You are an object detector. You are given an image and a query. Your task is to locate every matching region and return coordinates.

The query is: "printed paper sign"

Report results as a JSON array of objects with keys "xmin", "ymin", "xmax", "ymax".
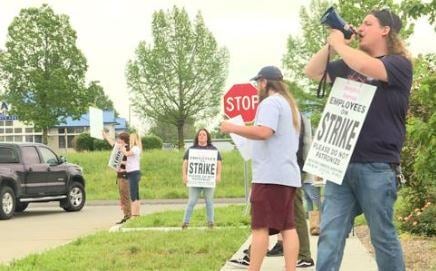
[
  {"xmin": 303, "ymin": 78, "xmax": 376, "ymax": 185},
  {"xmin": 187, "ymin": 149, "xmax": 218, "ymax": 188},
  {"xmin": 89, "ymin": 106, "xmax": 104, "ymax": 140},
  {"xmin": 108, "ymin": 145, "xmax": 123, "ymax": 171},
  {"xmin": 229, "ymin": 115, "xmax": 252, "ymax": 161}
]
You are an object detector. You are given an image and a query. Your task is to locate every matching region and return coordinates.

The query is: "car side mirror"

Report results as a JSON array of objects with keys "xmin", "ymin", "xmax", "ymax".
[{"xmin": 59, "ymin": 156, "xmax": 67, "ymax": 164}]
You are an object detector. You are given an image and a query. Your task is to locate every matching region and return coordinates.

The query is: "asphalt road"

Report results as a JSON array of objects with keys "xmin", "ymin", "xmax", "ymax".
[{"xmin": 0, "ymin": 201, "xmax": 187, "ymax": 264}]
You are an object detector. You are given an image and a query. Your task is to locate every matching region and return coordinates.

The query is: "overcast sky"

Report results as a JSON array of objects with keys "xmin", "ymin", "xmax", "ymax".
[{"xmin": 0, "ymin": 0, "xmax": 435, "ymax": 132}]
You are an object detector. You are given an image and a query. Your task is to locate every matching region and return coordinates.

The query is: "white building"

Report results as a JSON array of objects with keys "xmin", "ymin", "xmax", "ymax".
[{"xmin": 0, "ymin": 102, "xmax": 127, "ymax": 153}]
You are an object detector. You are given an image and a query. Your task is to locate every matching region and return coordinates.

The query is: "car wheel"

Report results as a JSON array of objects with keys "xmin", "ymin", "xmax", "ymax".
[
  {"xmin": 0, "ymin": 186, "xmax": 16, "ymax": 220},
  {"xmin": 15, "ymin": 202, "xmax": 29, "ymax": 213},
  {"xmin": 61, "ymin": 182, "xmax": 86, "ymax": 212}
]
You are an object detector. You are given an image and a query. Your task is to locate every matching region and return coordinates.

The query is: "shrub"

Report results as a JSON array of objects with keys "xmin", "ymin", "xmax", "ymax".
[
  {"xmin": 93, "ymin": 139, "xmax": 112, "ymax": 151},
  {"xmin": 397, "ymin": 200, "xmax": 435, "ymax": 236},
  {"xmin": 398, "ymin": 54, "xmax": 436, "ymax": 236},
  {"xmin": 75, "ymin": 133, "xmax": 94, "ymax": 151},
  {"xmin": 141, "ymin": 135, "xmax": 163, "ymax": 150}
]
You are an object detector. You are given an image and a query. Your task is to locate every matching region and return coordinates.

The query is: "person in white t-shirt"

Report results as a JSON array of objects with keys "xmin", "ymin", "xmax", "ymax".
[
  {"xmin": 120, "ymin": 133, "xmax": 142, "ymax": 217},
  {"xmin": 221, "ymin": 66, "xmax": 301, "ymax": 271}
]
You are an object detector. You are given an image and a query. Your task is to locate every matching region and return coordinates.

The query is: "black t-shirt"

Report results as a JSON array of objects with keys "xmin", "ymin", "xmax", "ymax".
[
  {"xmin": 114, "ymin": 144, "xmax": 129, "ymax": 178},
  {"xmin": 327, "ymin": 55, "xmax": 412, "ymax": 163},
  {"xmin": 183, "ymin": 145, "xmax": 222, "ymax": 161}
]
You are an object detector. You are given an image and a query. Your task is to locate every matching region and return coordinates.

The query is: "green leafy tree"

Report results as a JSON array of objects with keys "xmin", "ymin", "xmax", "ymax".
[
  {"xmin": 127, "ymin": 6, "xmax": 229, "ymax": 149},
  {"xmin": 401, "ymin": 54, "xmax": 436, "ymax": 201},
  {"xmin": 398, "ymin": 54, "xmax": 436, "ymax": 236},
  {"xmin": 401, "ymin": 0, "xmax": 436, "ymax": 27},
  {"xmin": 148, "ymin": 117, "xmax": 196, "ymax": 144},
  {"xmin": 87, "ymin": 81, "xmax": 115, "ymax": 112},
  {"xmin": 0, "ymin": 5, "xmax": 90, "ymax": 144}
]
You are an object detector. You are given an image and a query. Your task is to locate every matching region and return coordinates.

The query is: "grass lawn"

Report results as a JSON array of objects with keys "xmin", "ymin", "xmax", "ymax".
[
  {"xmin": 0, "ymin": 205, "xmax": 250, "ymax": 271},
  {"xmin": 125, "ymin": 204, "xmax": 250, "ymax": 228},
  {"xmin": 65, "ymin": 150, "xmax": 250, "ymax": 200}
]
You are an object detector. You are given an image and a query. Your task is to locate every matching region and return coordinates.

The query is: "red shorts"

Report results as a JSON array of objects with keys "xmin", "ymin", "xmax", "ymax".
[{"xmin": 250, "ymin": 183, "xmax": 297, "ymax": 235}]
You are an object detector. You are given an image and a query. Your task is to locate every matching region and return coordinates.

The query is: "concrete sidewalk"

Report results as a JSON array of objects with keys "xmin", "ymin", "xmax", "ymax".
[{"xmin": 221, "ymin": 229, "xmax": 377, "ymax": 271}]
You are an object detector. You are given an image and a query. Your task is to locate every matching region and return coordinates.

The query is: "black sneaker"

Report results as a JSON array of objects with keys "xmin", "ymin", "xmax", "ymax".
[
  {"xmin": 296, "ymin": 258, "xmax": 315, "ymax": 268},
  {"xmin": 228, "ymin": 255, "xmax": 250, "ymax": 268},
  {"xmin": 242, "ymin": 248, "xmax": 249, "ymax": 256},
  {"xmin": 116, "ymin": 216, "xmax": 130, "ymax": 224},
  {"xmin": 266, "ymin": 242, "xmax": 283, "ymax": 257}
]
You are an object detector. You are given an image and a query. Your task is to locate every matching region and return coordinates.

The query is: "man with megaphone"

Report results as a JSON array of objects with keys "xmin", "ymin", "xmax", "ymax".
[{"xmin": 305, "ymin": 8, "xmax": 411, "ymax": 271}]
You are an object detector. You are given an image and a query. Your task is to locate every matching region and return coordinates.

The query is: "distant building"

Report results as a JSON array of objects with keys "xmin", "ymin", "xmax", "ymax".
[
  {"xmin": 53, "ymin": 110, "xmax": 127, "ymax": 152},
  {"xmin": 0, "ymin": 102, "xmax": 127, "ymax": 152}
]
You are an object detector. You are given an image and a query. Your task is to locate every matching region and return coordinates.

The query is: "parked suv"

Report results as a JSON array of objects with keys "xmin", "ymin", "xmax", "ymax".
[{"xmin": 0, "ymin": 142, "xmax": 86, "ymax": 219}]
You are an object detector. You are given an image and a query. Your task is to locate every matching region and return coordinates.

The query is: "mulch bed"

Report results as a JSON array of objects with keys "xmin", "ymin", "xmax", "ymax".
[{"xmin": 354, "ymin": 225, "xmax": 436, "ymax": 271}]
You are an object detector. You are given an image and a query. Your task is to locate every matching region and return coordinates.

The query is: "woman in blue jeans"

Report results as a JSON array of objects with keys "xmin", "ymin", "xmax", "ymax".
[{"xmin": 181, "ymin": 128, "xmax": 222, "ymax": 229}]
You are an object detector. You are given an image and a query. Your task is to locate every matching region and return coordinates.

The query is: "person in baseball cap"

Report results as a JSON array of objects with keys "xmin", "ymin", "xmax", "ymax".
[
  {"xmin": 251, "ymin": 65, "xmax": 284, "ymax": 81},
  {"xmin": 222, "ymin": 64, "xmax": 301, "ymax": 270}
]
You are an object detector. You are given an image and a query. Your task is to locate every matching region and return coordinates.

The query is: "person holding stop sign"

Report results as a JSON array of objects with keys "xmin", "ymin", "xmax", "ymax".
[{"xmin": 221, "ymin": 66, "xmax": 301, "ymax": 271}]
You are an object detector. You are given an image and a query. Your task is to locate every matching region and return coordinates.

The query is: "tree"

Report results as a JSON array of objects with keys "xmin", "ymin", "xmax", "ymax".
[
  {"xmin": 127, "ymin": 6, "xmax": 229, "ymax": 149},
  {"xmin": 286, "ymin": 80, "xmax": 325, "ymax": 126},
  {"xmin": 87, "ymin": 81, "xmax": 115, "ymax": 111},
  {"xmin": 282, "ymin": 0, "xmax": 414, "ymax": 125},
  {"xmin": 401, "ymin": 0, "xmax": 436, "ymax": 28},
  {"xmin": 148, "ymin": 117, "xmax": 196, "ymax": 144},
  {"xmin": 0, "ymin": 5, "xmax": 91, "ymax": 144},
  {"xmin": 398, "ymin": 54, "xmax": 436, "ymax": 236}
]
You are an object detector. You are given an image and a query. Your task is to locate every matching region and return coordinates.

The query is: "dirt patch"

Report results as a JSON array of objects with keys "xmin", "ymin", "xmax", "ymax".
[{"xmin": 354, "ymin": 225, "xmax": 436, "ymax": 271}]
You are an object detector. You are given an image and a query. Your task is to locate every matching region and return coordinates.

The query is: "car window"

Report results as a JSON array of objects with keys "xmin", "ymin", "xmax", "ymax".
[
  {"xmin": 0, "ymin": 147, "xmax": 19, "ymax": 163},
  {"xmin": 22, "ymin": 146, "xmax": 41, "ymax": 164},
  {"xmin": 39, "ymin": 147, "xmax": 59, "ymax": 165}
]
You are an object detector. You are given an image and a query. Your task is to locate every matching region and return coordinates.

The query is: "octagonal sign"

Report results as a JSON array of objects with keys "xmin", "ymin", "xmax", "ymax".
[{"xmin": 223, "ymin": 83, "xmax": 259, "ymax": 123}]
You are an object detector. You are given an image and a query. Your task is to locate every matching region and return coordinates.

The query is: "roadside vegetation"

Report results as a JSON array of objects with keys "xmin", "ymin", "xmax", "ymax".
[
  {"xmin": 0, "ymin": 205, "xmax": 250, "ymax": 271},
  {"xmin": 125, "ymin": 204, "xmax": 250, "ymax": 228},
  {"xmin": 66, "ymin": 149, "xmax": 249, "ymax": 200}
]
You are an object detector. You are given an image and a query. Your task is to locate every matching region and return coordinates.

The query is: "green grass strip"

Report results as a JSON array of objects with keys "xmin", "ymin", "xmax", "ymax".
[
  {"xmin": 66, "ymin": 150, "xmax": 250, "ymax": 200},
  {"xmin": 125, "ymin": 204, "xmax": 250, "ymax": 228},
  {"xmin": 0, "ymin": 206, "xmax": 251, "ymax": 271}
]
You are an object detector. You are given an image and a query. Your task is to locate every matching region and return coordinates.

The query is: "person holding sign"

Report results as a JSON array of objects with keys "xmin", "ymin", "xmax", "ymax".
[
  {"xmin": 103, "ymin": 131, "xmax": 132, "ymax": 224},
  {"xmin": 181, "ymin": 128, "xmax": 222, "ymax": 229},
  {"xmin": 305, "ymin": 9, "xmax": 412, "ymax": 271},
  {"xmin": 221, "ymin": 66, "xmax": 301, "ymax": 271},
  {"xmin": 119, "ymin": 133, "xmax": 142, "ymax": 218}
]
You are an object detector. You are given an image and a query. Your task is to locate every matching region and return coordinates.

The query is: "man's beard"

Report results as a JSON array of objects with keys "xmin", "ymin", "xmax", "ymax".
[{"xmin": 258, "ymin": 87, "xmax": 268, "ymax": 102}]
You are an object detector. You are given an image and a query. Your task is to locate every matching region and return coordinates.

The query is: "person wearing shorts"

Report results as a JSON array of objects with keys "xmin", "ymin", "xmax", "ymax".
[{"xmin": 221, "ymin": 65, "xmax": 301, "ymax": 271}]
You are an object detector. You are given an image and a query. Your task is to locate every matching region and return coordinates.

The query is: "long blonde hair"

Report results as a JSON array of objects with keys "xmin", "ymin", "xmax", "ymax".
[
  {"xmin": 386, "ymin": 31, "xmax": 411, "ymax": 60},
  {"xmin": 265, "ymin": 80, "xmax": 300, "ymax": 132},
  {"xmin": 129, "ymin": 133, "xmax": 142, "ymax": 150}
]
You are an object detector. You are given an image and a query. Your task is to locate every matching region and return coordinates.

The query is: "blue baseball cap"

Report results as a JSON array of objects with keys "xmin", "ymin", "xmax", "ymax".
[{"xmin": 251, "ymin": 66, "xmax": 283, "ymax": 81}]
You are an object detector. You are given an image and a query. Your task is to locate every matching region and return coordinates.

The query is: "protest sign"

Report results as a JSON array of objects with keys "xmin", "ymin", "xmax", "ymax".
[
  {"xmin": 303, "ymin": 78, "xmax": 376, "ymax": 185},
  {"xmin": 89, "ymin": 106, "xmax": 103, "ymax": 139},
  {"xmin": 187, "ymin": 149, "xmax": 218, "ymax": 188},
  {"xmin": 108, "ymin": 145, "xmax": 123, "ymax": 171},
  {"xmin": 228, "ymin": 115, "xmax": 252, "ymax": 161}
]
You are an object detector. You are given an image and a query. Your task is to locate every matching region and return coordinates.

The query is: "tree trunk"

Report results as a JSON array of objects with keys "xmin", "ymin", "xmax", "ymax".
[
  {"xmin": 177, "ymin": 123, "xmax": 185, "ymax": 150},
  {"xmin": 42, "ymin": 127, "xmax": 48, "ymax": 145}
]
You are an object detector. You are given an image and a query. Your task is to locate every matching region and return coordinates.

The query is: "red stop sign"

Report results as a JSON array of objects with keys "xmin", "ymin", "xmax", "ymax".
[{"xmin": 223, "ymin": 83, "xmax": 259, "ymax": 123}]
